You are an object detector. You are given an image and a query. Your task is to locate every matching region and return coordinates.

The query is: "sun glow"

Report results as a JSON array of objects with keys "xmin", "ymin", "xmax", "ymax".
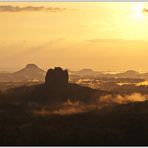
[{"xmin": 132, "ymin": 3, "xmax": 144, "ymax": 19}]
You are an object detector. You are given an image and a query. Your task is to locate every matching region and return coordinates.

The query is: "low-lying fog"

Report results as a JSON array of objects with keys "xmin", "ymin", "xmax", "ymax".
[{"xmin": 33, "ymin": 92, "xmax": 148, "ymax": 116}]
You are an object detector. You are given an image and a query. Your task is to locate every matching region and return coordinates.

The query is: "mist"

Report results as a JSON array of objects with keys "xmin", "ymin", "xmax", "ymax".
[{"xmin": 33, "ymin": 93, "xmax": 148, "ymax": 116}]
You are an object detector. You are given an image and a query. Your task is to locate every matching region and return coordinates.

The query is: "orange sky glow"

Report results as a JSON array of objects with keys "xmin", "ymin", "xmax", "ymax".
[{"xmin": 0, "ymin": 2, "xmax": 148, "ymax": 71}]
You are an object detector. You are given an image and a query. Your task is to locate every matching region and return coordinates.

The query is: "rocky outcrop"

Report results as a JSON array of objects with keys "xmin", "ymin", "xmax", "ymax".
[
  {"xmin": 44, "ymin": 67, "xmax": 101, "ymax": 103},
  {"xmin": 45, "ymin": 67, "xmax": 68, "ymax": 91}
]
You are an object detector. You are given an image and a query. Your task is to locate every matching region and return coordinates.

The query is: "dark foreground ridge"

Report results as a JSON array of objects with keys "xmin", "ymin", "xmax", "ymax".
[
  {"xmin": 0, "ymin": 67, "xmax": 105, "ymax": 105},
  {"xmin": 0, "ymin": 67, "xmax": 148, "ymax": 145}
]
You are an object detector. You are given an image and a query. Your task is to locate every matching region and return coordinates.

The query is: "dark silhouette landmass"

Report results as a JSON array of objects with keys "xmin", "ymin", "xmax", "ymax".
[
  {"xmin": 45, "ymin": 67, "xmax": 68, "ymax": 91},
  {"xmin": 1, "ymin": 67, "xmax": 106, "ymax": 105},
  {"xmin": 0, "ymin": 67, "xmax": 148, "ymax": 145}
]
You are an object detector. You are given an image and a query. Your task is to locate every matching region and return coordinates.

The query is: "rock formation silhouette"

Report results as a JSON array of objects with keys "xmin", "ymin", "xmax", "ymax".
[
  {"xmin": 44, "ymin": 67, "xmax": 105, "ymax": 103},
  {"xmin": 0, "ymin": 66, "xmax": 107, "ymax": 106},
  {"xmin": 45, "ymin": 67, "xmax": 68, "ymax": 92}
]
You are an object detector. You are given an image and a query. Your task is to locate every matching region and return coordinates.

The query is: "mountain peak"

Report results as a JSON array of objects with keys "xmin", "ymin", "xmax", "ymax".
[
  {"xmin": 13, "ymin": 64, "xmax": 46, "ymax": 81},
  {"xmin": 25, "ymin": 64, "xmax": 39, "ymax": 69}
]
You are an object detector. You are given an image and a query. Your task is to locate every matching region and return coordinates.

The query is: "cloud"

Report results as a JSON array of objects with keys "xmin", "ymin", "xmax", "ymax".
[
  {"xmin": 0, "ymin": 5, "xmax": 66, "ymax": 12},
  {"xmin": 86, "ymin": 39, "xmax": 127, "ymax": 43},
  {"xmin": 143, "ymin": 8, "xmax": 148, "ymax": 13}
]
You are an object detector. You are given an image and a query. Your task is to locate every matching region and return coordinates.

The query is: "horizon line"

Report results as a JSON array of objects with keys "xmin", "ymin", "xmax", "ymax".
[{"xmin": 0, "ymin": 66, "xmax": 147, "ymax": 73}]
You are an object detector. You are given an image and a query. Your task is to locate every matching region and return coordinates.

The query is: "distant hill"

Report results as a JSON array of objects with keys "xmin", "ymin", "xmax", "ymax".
[
  {"xmin": 1, "ymin": 65, "xmax": 148, "ymax": 82},
  {"xmin": 69, "ymin": 69, "xmax": 144, "ymax": 79},
  {"xmin": 13, "ymin": 64, "xmax": 46, "ymax": 81},
  {"xmin": 69, "ymin": 68, "xmax": 102, "ymax": 77},
  {"xmin": 116, "ymin": 70, "xmax": 141, "ymax": 78},
  {"xmin": 0, "ymin": 64, "xmax": 46, "ymax": 82}
]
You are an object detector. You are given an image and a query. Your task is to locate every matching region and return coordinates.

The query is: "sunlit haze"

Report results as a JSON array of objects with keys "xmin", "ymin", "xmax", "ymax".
[{"xmin": 0, "ymin": 2, "xmax": 148, "ymax": 71}]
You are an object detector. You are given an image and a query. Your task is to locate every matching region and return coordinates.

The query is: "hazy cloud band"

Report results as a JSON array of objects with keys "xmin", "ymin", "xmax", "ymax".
[
  {"xmin": 0, "ymin": 5, "xmax": 66, "ymax": 12},
  {"xmin": 143, "ymin": 8, "xmax": 148, "ymax": 13}
]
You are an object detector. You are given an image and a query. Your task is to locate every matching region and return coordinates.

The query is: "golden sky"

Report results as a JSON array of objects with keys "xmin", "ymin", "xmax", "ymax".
[{"xmin": 0, "ymin": 2, "xmax": 148, "ymax": 71}]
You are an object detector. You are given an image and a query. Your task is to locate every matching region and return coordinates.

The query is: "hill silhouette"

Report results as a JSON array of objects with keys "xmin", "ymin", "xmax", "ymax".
[
  {"xmin": 70, "ymin": 69, "xmax": 148, "ymax": 79},
  {"xmin": 0, "ymin": 64, "xmax": 46, "ymax": 82},
  {"xmin": 0, "ymin": 67, "xmax": 148, "ymax": 145},
  {"xmin": 116, "ymin": 70, "xmax": 141, "ymax": 78},
  {"xmin": 2, "ymin": 67, "xmax": 106, "ymax": 106},
  {"xmin": 69, "ymin": 68, "xmax": 102, "ymax": 76},
  {"xmin": 13, "ymin": 64, "xmax": 45, "ymax": 81},
  {"xmin": 1, "ymin": 64, "xmax": 148, "ymax": 81}
]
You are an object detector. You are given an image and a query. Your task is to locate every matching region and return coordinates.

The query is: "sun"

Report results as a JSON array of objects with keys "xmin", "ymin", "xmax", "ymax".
[
  {"xmin": 135, "ymin": 4, "xmax": 143, "ymax": 18},
  {"xmin": 131, "ymin": 3, "xmax": 144, "ymax": 19}
]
